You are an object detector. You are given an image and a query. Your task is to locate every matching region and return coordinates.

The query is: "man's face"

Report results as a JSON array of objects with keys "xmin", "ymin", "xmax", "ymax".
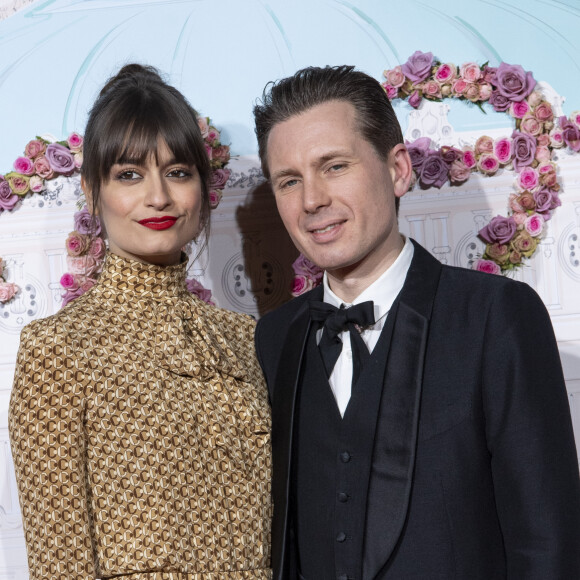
[{"xmin": 266, "ymin": 100, "xmax": 410, "ymax": 286}]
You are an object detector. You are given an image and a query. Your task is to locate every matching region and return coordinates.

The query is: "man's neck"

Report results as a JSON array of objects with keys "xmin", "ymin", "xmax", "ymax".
[{"xmin": 326, "ymin": 235, "xmax": 405, "ymax": 303}]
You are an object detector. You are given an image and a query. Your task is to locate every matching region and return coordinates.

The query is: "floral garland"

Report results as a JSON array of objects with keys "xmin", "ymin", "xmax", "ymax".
[
  {"xmin": 0, "ymin": 257, "xmax": 19, "ymax": 304},
  {"xmin": 1, "ymin": 117, "xmax": 229, "ymax": 306},
  {"xmin": 290, "ymin": 50, "xmax": 580, "ymax": 294}
]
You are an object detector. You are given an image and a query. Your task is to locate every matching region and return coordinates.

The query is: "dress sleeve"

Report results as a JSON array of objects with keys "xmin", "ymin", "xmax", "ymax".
[
  {"xmin": 482, "ymin": 281, "xmax": 580, "ymax": 578},
  {"xmin": 9, "ymin": 321, "xmax": 97, "ymax": 579}
]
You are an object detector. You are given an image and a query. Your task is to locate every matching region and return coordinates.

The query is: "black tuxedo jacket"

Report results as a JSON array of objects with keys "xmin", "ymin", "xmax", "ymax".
[{"xmin": 255, "ymin": 240, "xmax": 580, "ymax": 580}]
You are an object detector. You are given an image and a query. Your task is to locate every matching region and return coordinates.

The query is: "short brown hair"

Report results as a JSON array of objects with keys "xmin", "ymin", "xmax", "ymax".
[{"xmin": 253, "ymin": 65, "xmax": 403, "ymax": 180}]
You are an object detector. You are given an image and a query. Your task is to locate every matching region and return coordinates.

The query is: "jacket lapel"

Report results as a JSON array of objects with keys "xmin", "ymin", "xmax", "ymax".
[
  {"xmin": 272, "ymin": 286, "xmax": 323, "ymax": 580},
  {"xmin": 362, "ymin": 240, "xmax": 442, "ymax": 580}
]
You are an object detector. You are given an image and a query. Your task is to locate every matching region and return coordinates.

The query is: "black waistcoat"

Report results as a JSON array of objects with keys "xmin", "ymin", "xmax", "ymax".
[{"xmin": 293, "ymin": 304, "xmax": 397, "ymax": 580}]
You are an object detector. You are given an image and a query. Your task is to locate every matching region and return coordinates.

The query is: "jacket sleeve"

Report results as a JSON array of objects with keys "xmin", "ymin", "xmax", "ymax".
[
  {"xmin": 9, "ymin": 321, "xmax": 96, "ymax": 579},
  {"xmin": 482, "ymin": 281, "xmax": 580, "ymax": 578}
]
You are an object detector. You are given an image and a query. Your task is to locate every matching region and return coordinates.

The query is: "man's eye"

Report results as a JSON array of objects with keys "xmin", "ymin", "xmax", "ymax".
[
  {"xmin": 280, "ymin": 178, "xmax": 299, "ymax": 189},
  {"xmin": 329, "ymin": 163, "xmax": 345, "ymax": 172}
]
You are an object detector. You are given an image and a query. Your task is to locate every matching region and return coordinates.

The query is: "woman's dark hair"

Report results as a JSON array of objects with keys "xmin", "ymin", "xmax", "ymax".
[
  {"xmin": 253, "ymin": 64, "xmax": 404, "ymax": 176},
  {"xmin": 82, "ymin": 63, "xmax": 211, "ymax": 246}
]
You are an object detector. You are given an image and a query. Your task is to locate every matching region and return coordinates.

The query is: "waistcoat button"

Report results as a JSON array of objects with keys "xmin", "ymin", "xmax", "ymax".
[
  {"xmin": 340, "ymin": 451, "xmax": 351, "ymax": 463},
  {"xmin": 336, "ymin": 531, "xmax": 347, "ymax": 542},
  {"xmin": 337, "ymin": 492, "xmax": 349, "ymax": 503}
]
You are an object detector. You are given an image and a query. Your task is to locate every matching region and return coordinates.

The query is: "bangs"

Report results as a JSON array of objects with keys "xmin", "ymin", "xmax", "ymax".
[{"xmin": 98, "ymin": 91, "xmax": 206, "ymax": 177}]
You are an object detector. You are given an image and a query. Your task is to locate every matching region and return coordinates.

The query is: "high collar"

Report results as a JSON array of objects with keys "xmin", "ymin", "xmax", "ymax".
[{"xmin": 96, "ymin": 251, "xmax": 188, "ymax": 302}]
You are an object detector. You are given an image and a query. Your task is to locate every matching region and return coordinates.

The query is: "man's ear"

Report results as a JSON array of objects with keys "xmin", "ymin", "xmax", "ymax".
[
  {"xmin": 389, "ymin": 144, "xmax": 413, "ymax": 199},
  {"xmin": 81, "ymin": 177, "xmax": 98, "ymax": 215}
]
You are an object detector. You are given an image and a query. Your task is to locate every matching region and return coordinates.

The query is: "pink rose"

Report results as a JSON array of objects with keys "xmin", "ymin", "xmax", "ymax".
[
  {"xmin": 209, "ymin": 168, "xmax": 230, "ymax": 190},
  {"xmin": 67, "ymin": 132, "xmax": 84, "ymax": 153},
  {"xmin": 66, "ymin": 231, "xmax": 91, "ymax": 256},
  {"xmin": 0, "ymin": 281, "xmax": 19, "ymax": 302},
  {"xmin": 207, "ymin": 127, "xmax": 220, "ymax": 144},
  {"xmin": 520, "ymin": 114, "xmax": 542, "ymax": 136},
  {"xmin": 570, "ymin": 111, "xmax": 580, "ymax": 129},
  {"xmin": 448, "ymin": 159, "xmax": 471, "ymax": 183},
  {"xmin": 536, "ymin": 134, "xmax": 550, "ymax": 148},
  {"xmin": 463, "ymin": 149, "xmax": 476, "ymax": 168},
  {"xmin": 211, "ymin": 145, "xmax": 230, "ymax": 165},
  {"xmin": 510, "ymin": 101, "xmax": 530, "ymax": 119},
  {"xmin": 291, "ymin": 274, "xmax": 315, "ymax": 297},
  {"xmin": 460, "ymin": 62, "xmax": 481, "ymax": 83},
  {"xmin": 209, "ymin": 190, "xmax": 222, "ymax": 209},
  {"xmin": 382, "ymin": 83, "xmax": 398, "ymax": 100},
  {"xmin": 60, "ymin": 272, "xmax": 78, "ymax": 290},
  {"xmin": 540, "ymin": 170, "xmax": 558, "ymax": 189},
  {"xmin": 79, "ymin": 277, "xmax": 96, "ymax": 293},
  {"xmin": 535, "ymin": 146, "xmax": 551, "ymax": 162},
  {"xmin": 518, "ymin": 167, "xmax": 539, "ymax": 191},
  {"xmin": 509, "ymin": 193, "xmax": 524, "ymax": 213},
  {"xmin": 67, "ymin": 255, "xmax": 98, "ymax": 275},
  {"xmin": 479, "ymin": 83, "xmax": 492, "ymax": 101},
  {"xmin": 24, "ymin": 139, "xmax": 46, "ymax": 159},
  {"xmin": 524, "ymin": 213, "xmax": 544, "ymax": 237},
  {"xmin": 408, "ymin": 90, "xmax": 422, "ymax": 109},
  {"xmin": 197, "ymin": 117, "xmax": 210, "ymax": 138},
  {"xmin": 384, "ymin": 65, "xmax": 405, "ymax": 88},
  {"xmin": 509, "ymin": 250, "xmax": 522, "ymax": 264},
  {"xmin": 474, "ymin": 259, "xmax": 501, "ymax": 275},
  {"xmin": 534, "ymin": 102, "xmax": 553, "ymax": 122},
  {"xmin": 477, "ymin": 153, "xmax": 499, "ymax": 175},
  {"xmin": 464, "ymin": 83, "xmax": 480, "ymax": 102},
  {"xmin": 89, "ymin": 237, "xmax": 106, "ymax": 259},
  {"xmin": 34, "ymin": 156, "xmax": 54, "ymax": 179},
  {"xmin": 204, "ymin": 144, "xmax": 213, "ymax": 161},
  {"xmin": 0, "ymin": 257, "xmax": 3, "ymax": 278},
  {"xmin": 527, "ymin": 91, "xmax": 543, "ymax": 107},
  {"xmin": 513, "ymin": 212, "xmax": 527, "ymax": 226},
  {"xmin": 13, "ymin": 156, "xmax": 34, "ymax": 175},
  {"xmin": 29, "ymin": 175, "xmax": 45, "ymax": 193},
  {"xmin": 434, "ymin": 63, "xmax": 456, "ymax": 83},
  {"xmin": 5, "ymin": 172, "xmax": 30, "ymax": 196},
  {"xmin": 475, "ymin": 135, "xmax": 494, "ymax": 156},
  {"xmin": 423, "ymin": 80, "xmax": 441, "ymax": 99},
  {"xmin": 74, "ymin": 152, "xmax": 83, "ymax": 169},
  {"xmin": 537, "ymin": 161, "xmax": 556, "ymax": 174},
  {"xmin": 452, "ymin": 78, "xmax": 467, "ymax": 95},
  {"xmin": 494, "ymin": 138, "xmax": 512, "ymax": 164},
  {"xmin": 517, "ymin": 192, "xmax": 536, "ymax": 210}
]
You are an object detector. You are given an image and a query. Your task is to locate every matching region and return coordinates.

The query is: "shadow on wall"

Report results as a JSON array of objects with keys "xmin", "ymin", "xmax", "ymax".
[{"xmin": 236, "ymin": 180, "xmax": 298, "ymax": 318}]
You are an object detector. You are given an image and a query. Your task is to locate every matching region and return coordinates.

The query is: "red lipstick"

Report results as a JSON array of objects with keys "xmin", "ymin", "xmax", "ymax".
[{"xmin": 138, "ymin": 216, "xmax": 178, "ymax": 230}]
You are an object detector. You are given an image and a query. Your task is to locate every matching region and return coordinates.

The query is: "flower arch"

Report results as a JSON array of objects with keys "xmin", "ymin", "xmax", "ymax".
[
  {"xmin": 0, "ymin": 117, "xmax": 230, "ymax": 305},
  {"xmin": 290, "ymin": 50, "xmax": 580, "ymax": 296}
]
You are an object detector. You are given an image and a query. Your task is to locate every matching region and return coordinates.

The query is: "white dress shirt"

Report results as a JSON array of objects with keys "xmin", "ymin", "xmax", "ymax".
[{"xmin": 319, "ymin": 236, "xmax": 414, "ymax": 416}]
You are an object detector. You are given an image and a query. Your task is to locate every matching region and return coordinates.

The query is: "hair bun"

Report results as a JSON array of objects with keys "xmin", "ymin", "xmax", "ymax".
[{"xmin": 99, "ymin": 63, "xmax": 164, "ymax": 97}]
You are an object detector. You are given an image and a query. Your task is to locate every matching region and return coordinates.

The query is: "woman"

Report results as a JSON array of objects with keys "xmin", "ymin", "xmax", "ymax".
[{"xmin": 9, "ymin": 64, "xmax": 272, "ymax": 579}]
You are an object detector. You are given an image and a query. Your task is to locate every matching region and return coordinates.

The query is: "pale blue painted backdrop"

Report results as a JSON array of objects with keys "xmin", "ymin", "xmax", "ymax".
[{"xmin": 1, "ymin": 0, "xmax": 580, "ymax": 168}]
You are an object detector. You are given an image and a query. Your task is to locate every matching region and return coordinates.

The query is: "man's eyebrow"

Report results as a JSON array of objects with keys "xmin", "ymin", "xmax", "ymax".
[{"xmin": 270, "ymin": 150, "xmax": 352, "ymax": 182}]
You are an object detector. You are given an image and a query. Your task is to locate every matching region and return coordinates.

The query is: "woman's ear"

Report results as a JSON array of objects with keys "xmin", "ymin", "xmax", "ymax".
[{"xmin": 81, "ymin": 177, "xmax": 98, "ymax": 215}]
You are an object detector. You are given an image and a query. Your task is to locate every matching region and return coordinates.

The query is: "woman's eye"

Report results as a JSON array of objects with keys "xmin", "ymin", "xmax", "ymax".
[
  {"xmin": 167, "ymin": 168, "xmax": 192, "ymax": 178},
  {"xmin": 117, "ymin": 170, "xmax": 141, "ymax": 180}
]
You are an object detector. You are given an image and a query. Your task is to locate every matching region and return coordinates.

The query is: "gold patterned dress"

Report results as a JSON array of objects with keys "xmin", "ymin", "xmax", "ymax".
[{"xmin": 9, "ymin": 252, "xmax": 272, "ymax": 579}]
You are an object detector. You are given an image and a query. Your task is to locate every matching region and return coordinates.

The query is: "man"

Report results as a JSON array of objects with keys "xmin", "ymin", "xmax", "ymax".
[{"xmin": 252, "ymin": 65, "xmax": 580, "ymax": 580}]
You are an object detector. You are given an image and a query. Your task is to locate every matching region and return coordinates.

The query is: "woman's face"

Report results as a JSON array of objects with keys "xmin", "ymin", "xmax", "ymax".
[{"xmin": 91, "ymin": 140, "xmax": 203, "ymax": 266}]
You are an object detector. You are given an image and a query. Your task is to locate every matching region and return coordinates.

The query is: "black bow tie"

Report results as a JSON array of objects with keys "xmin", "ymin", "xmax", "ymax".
[{"xmin": 309, "ymin": 300, "xmax": 375, "ymax": 383}]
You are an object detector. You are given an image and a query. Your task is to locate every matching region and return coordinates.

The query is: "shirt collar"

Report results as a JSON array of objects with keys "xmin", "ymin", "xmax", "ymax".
[{"xmin": 323, "ymin": 236, "xmax": 414, "ymax": 321}]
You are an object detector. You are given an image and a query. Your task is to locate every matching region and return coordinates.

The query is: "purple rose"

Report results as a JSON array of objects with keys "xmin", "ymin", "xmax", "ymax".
[
  {"xmin": 292, "ymin": 253, "xmax": 323, "ymax": 281},
  {"xmin": 0, "ymin": 179, "xmax": 19, "ymax": 211},
  {"xmin": 209, "ymin": 168, "xmax": 230, "ymax": 189},
  {"xmin": 533, "ymin": 187, "xmax": 561, "ymax": 214},
  {"xmin": 46, "ymin": 143, "xmax": 75, "ymax": 174},
  {"xmin": 494, "ymin": 62, "xmax": 536, "ymax": 102},
  {"xmin": 511, "ymin": 130, "xmax": 537, "ymax": 172},
  {"xmin": 560, "ymin": 116, "xmax": 580, "ymax": 152},
  {"xmin": 488, "ymin": 90, "xmax": 511, "ymax": 112},
  {"xmin": 406, "ymin": 137, "xmax": 431, "ymax": 170},
  {"xmin": 419, "ymin": 151, "xmax": 449, "ymax": 189},
  {"xmin": 74, "ymin": 207, "xmax": 101, "ymax": 235},
  {"xmin": 401, "ymin": 50, "xmax": 434, "ymax": 83},
  {"xmin": 185, "ymin": 278, "xmax": 215, "ymax": 305},
  {"xmin": 440, "ymin": 146, "xmax": 462, "ymax": 164},
  {"xmin": 479, "ymin": 215, "xmax": 517, "ymax": 245},
  {"xmin": 408, "ymin": 90, "xmax": 423, "ymax": 109}
]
